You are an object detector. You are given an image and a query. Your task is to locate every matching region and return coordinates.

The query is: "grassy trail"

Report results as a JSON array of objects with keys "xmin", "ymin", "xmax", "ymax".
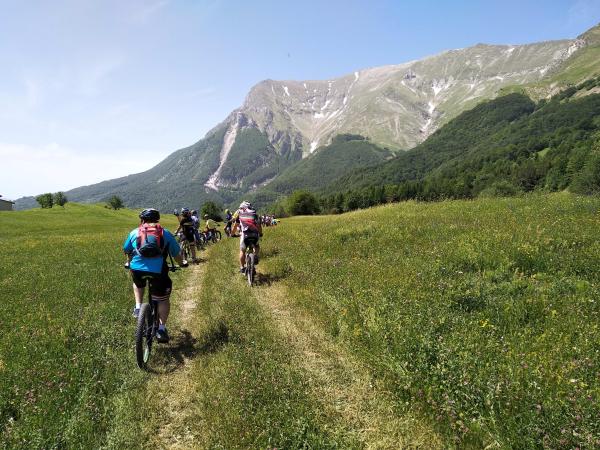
[
  {"xmin": 140, "ymin": 237, "xmax": 437, "ymax": 448},
  {"xmin": 254, "ymin": 282, "xmax": 441, "ymax": 448}
]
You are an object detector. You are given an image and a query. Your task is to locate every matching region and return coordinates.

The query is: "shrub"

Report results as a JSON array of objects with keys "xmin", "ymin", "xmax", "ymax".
[
  {"xmin": 286, "ymin": 190, "xmax": 320, "ymax": 216},
  {"xmin": 53, "ymin": 192, "xmax": 68, "ymax": 207},
  {"xmin": 201, "ymin": 201, "xmax": 223, "ymax": 221},
  {"xmin": 35, "ymin": 193, "xmax": 54, "ymax": 208},
  {"xmin": 107, "ymin": 195, "xmax": 124, "ymax": 210}
]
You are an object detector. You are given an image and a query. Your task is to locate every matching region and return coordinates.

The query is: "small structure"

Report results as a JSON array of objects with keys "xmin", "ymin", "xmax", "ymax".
[{"xmin": 0, "ymin": 195, "xmax": 15, "ymax": 211}]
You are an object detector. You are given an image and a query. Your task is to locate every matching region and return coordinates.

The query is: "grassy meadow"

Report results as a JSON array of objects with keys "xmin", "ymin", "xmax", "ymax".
[
  {"xmin": 0, "ymin": 204, "xmax": 180, "ymax": 448},
  {"xmin": 257, "ymin": 193, "xmax": 600, "ymax": 448},
  {"xmin": 1, "ymin": 194, "xmax": 600, "ymax": 448}
]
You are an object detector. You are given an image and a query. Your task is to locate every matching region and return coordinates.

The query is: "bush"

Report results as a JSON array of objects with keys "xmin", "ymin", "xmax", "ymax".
[
  {"xmin": 107, "ymin": 195, "xmax": 124, "ymax": 210},
  {"xmin": 53, "ymin": 192, "xmax": 68, "ymax": 207},
  {"xmin": 201, "ymin": 201, "xmax": 223, "ymax": 221},
  {"xmin": 286, "ymin": 190, "xmax": 320, "ymax": 216},
  {"xmin": 36, "ymin": 193, "xmax": 54, "ymax": 208}
]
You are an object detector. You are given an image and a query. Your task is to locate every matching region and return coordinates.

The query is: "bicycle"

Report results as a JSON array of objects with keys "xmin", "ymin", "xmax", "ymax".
[
  {"xmin": 202, "ymin": 229, "xmax": 221, "ymax": 244},
  {"xmin": 176, "ymin": 232, "xmax": 192, "ymax": 261},
  {"xmin": 134, "ymin": 263, "xmax": 180, "ymax": 370},
  {"xmin": 244, "ymin": 238, "xmax": 258, "ymax": 287}
]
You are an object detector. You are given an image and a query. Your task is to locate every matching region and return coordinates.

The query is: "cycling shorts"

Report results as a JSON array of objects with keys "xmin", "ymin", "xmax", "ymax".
[
  {"xmin": 182, "ymin": 229, "xmax": 195, "ymax": 243},
  {"xmin": 240, "ymin": 231, "xmax": 259, "ymax": 251},
  {"xmin": 130, "ymin": 269, "xmax": 173, "ymax": 300}
]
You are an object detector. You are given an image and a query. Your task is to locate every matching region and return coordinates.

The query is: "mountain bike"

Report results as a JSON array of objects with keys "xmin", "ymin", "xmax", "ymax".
[
  {"xmin": 244, "ymin": 238, "xmax": 259, "ymax": 287},
  {"xmin": 202, "ymin": 229, "xmax": 221, "ymax": 244},
  {"xmin": 134, "ymin": 265, "xmax": 180, "ymax": 370},
  {"xmin": 176, "ymin": 232, "xmax": 192, "ymax": 260}
]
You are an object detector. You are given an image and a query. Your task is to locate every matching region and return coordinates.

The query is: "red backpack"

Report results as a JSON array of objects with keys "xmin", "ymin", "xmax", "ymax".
[{"xmin": 135, "ymin": 223, "xmax": 165, "ymax": 258}]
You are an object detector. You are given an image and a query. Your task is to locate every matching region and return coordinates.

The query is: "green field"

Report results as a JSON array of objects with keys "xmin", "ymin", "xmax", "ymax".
[{"xmin": 2, "ymin": 195, "xmax": 600, "ymax": 448}]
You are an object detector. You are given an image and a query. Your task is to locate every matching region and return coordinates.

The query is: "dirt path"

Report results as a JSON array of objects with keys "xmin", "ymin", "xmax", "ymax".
[
  {"xmin": 144, "ymin": 260, "xmax": 208, "ymax": 449},
  {"xmin": 254, "ymin": 283, "xmax": 442, "ymax": 449}
]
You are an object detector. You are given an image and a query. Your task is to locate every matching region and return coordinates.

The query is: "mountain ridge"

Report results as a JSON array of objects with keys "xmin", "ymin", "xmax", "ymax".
[{"xmin": 14, "ymin": 23, "xmax": 600, "ymax": 210}]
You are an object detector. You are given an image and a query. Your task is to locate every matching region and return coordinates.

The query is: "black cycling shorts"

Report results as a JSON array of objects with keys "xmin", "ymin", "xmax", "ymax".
[
  {"xmin": 130, "ymin": 269, "xmax": 172, "ymax": 299},
  {"xmin": 182, "ymin": 229, "xmax": 195, "ymax": 242}
]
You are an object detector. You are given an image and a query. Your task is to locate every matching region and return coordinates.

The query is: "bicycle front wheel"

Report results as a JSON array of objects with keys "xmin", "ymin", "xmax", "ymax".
[
  {"xmin": 135, "ymin": 303, "xmax": 153, "ymax": 369},
  {"xmin": 214, "ymin": 230, "xmax": 222, "ymax": 241}
]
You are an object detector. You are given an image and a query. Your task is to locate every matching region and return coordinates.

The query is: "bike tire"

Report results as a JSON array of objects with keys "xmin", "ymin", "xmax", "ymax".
[
  {"xmin": 247, "ymin": 253, "xmax": 255, "ymax": 287},
  {"xmin": 135, "ymin": 303, "xmax": 153, "ymax": 369},
  {"xmin": 214, "ymin": 230, "xmax": 221, "ymax": 241}
]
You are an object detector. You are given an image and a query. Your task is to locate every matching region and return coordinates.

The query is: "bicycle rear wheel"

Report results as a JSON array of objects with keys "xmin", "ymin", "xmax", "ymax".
[
  {"xmin": 246, "ymin": 252, "xmax": 255, "ymax": 287},
  {"xmin": 214, "ymin": 230, "xmax": 222, "ymax": 242},
  {"xmin": 135, "ymin": 303, "xmax": 153, "ymax": 369}
]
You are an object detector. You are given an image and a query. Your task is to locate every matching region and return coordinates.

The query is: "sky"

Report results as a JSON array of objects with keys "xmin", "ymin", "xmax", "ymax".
[{"xmin": 1, "ymin": 0, "xmax": 599, "ymax": 200}]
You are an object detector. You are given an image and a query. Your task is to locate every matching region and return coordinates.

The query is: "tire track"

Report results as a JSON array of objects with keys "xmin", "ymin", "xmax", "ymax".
[{"xmin": 254, "ymin": 283, "xmax": 442, "ymax": 449}]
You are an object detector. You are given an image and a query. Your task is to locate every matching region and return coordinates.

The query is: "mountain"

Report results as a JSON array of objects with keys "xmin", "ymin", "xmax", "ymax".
[
  {"xmin": 15, "ymin": 24, "xmax": 600, "ymax": 210},
  {"xmin": 317, "ymin": 75, "xmax": 600, "ymax": 210}
]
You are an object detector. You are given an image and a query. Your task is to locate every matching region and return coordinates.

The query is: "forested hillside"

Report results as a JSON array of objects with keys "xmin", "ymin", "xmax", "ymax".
[{"xmin": 315, "ymin": 77, "xmax": 600, "ymax": 213}]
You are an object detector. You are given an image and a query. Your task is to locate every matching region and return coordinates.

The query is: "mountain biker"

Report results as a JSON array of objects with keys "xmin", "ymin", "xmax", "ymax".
[
  {"xmin": 191, "ymin": 209, "xmax": 202, "ymax": 248},
  {"xmin": 174, "ymin": 207, "xmax": 199, "ymax": 263},
  {"xmin": 123, "ymin": 208, "xmax": 187, "ymax": 343},
  {"xmin": 224, "ymin": 208, "xmax": 233, "ymax": 237},
  {"xmin": 232, "ymin": 201, "xmax": 263, "ymax": 274},
  {"xmin": 204, "ymin": 214, "xmax": 218, "ymax": 241}
]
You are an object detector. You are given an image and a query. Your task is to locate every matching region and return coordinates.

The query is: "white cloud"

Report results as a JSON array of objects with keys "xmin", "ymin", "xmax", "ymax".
[{"xmin": 0, "ymin": 142, "xmax": 165, "ymax": 199}]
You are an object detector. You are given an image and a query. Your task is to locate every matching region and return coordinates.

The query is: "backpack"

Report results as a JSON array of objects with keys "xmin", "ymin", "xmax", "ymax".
[{"xmin": 135, "ymin": 223, "xmax": 165, "ymax": 258}]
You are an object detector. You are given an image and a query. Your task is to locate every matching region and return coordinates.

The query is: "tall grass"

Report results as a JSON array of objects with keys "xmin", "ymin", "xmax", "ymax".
[
  {"xmin": 0, "ymin": 204, "xmax": 179, "ymax": 448},
  {"xmin": 260, "ymin": 193, "xmax": 600, "ymax": 448}
]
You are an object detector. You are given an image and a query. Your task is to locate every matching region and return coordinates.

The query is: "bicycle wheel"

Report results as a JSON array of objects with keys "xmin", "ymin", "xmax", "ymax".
[
  {"xmin": 246, "ymin": 252, "xmax": 255, "ymax": 287},
  {"xmin": 181, "ymin": 242, "xmax": 189, "ymax": 261},
  {"xmin": 135, "ymin": 303, "xmax": 153, "ymax": 369},
  {"xmin": 214, "ymin": 230, "xmax": 222, "ymax": 241}
]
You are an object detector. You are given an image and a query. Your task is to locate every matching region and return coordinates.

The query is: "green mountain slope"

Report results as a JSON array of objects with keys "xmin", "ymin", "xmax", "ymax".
[
  {"xmin": 318, "ymin": 77, "xmax": 600, "ymax": 209},
  {"xmin": 246, "ymin": 135, "xmax": 394, "ymax": 206}
]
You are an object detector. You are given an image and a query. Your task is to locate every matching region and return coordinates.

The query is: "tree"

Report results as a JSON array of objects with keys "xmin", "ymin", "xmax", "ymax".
[
  {"xmin": 36, "ymin": 193, "xmax": 54, "ymax": 208},
  {"xmin": 107, "ymin": 195, "xmax": 124, "ymax": 210},
  {"xmin": 201, "ymin": 201, "xmax": 222, "ymax": 221},
  {"xmin": 286, "ymin": 190, "xmax": 320, "ymax": 216},
  {"xmin": 53, "ymin": 192, "xmax": 68, "ymax": 207}
]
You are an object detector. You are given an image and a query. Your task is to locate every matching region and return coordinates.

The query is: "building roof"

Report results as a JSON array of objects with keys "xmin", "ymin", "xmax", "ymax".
[{"xmin": 0, "ymin": 196, "xmax": 15, "ymax": 204}]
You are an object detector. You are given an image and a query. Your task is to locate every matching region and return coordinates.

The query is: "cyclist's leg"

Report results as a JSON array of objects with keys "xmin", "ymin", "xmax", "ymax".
[
  {"xmin": 149, "ymin": 271, "xmax": 173, "ymax": 327},
  {"xmin": 130, "ymin": 270, "xmax": 147, "ymax": 311},
  {"xmin": 239, "ymin": 235, "xmax": 247, "ymax": 271}
]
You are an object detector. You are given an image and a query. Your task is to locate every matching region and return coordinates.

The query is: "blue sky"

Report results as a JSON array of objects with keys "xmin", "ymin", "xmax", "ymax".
[{"xmin": 1, "ymin": 0, "xmax": 599, "ymax": 199}]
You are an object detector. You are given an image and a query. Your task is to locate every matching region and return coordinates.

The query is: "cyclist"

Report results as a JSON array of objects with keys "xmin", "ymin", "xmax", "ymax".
[
  {"xmin": 174, "ymin": 207, "xmax": 199, "ymax": 263},
  {"xmin": 232, "ymin": 201, "xmax": 263, "ymax": 274},
  {"xmin": 191, "ymin": 209, "xmax": 202, "ymax": 248},
  {"xmin": 123, "ymin": 208, "xmax": 187, "ymax": 343},
  {"xmin": 204, "ymin": 214, "xmax": 218, "ymax": 241},
  {"xmin": 224, "ymin": 208, "xmax": 233, "ymax": 237}
]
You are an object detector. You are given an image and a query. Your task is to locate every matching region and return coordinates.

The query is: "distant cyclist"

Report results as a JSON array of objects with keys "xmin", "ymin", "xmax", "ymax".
[
  {"xmin": 191, "ymin": 209, "xmax": 202, "ymax": 248},
  {"xmin": 174, "ymin": 207, "xmax": 199, "ymax": 263},
  {"xmin": 123, "ymin": 208, "xmax": 187, "ymax": 343},
  {"xmin": 232, "ymin": 201, "xmax": 263, "ymax": 274},
  {"xmin": 224, "ymin": 208, "xmax": 233, "ymax": 237},
  {"xmin": 204, "ymin": 214, "xmax": 218, "ymax": 241}
]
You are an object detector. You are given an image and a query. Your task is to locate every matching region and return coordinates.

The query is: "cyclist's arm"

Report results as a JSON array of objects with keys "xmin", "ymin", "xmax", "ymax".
[{"xmin": 123, "ymin": 231, "xmax": 134, "ymax": 254}]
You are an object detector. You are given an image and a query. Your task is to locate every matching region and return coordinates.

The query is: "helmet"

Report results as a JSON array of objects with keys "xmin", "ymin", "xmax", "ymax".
[
  {"xmin": 239, "ymin": 201, "xmax": 251, "ymax": 209},
  {"xmin": 225, "ymin": 208, "xmax": 230, "ymax": 213},
  {"xmin": 139, "ymin": 208, "xmax": 160, "ymax": 222},
  {"xmin": 181, "ymin": 207, "xmax": 190, "ymax": 215},
  {"xmin": 191, "ymin": 209, "xmax": 198, "ymax": 215},
  {"xmin": 173, "ymin": 208, "xmax": 180, "ymax": 216},
  {"xmin": 203, "ymin": 214, "xmax": 209, "ymax": 219}
]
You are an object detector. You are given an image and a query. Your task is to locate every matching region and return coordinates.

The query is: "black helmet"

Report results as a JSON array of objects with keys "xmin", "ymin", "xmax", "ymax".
[
  {"xmin": 181, "ymin": 207, "xmax": 190, "ymax": 215},
  {"xmin": 139, "ymin": 208, "xmax": 160, "ymax": 222},
  {"xmin": 192, "ymin": 209, "xmax": 198, "ymax": 215}
]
